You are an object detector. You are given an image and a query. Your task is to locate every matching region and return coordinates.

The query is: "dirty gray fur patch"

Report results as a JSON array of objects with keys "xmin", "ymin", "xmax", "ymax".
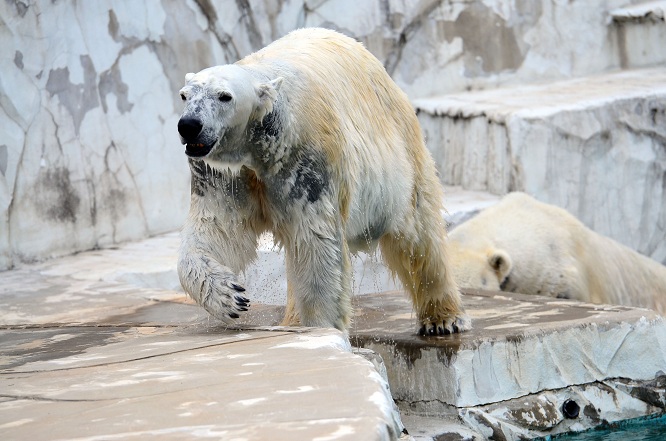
[
  {"xmin": 356, "ymin": 214, "xmax": 389, "ymax": 244},
  {"xmin": 188, "ymin": 159, "xmax": 252, "ymax": 207},
  {"xmin": 288, "ymin": 151, "xmax": 329, "ymax": 204}
]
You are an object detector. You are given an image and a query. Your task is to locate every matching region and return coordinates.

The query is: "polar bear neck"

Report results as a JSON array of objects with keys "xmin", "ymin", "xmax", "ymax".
[{"xmin": 202, "ymin": 158, "xmax": 247, "ymax": 175}]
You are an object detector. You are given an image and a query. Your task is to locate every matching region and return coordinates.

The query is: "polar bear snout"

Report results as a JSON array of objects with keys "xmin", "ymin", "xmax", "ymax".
[
  {"xmin": 178, "ymin": 117, "xmax": 214, "ymax": 157},
  {"xmin": 178, "ymin": 117, "xmax": 203, "ymax": 140}
]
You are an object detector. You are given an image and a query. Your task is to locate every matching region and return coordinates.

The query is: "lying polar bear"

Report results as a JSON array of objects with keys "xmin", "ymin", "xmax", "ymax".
[{"xmin": 448, "ymin": 192, "xmax": 666, "ymax": 313}]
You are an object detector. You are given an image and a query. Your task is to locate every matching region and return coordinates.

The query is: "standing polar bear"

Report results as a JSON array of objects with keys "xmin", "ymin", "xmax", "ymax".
[
  {"xmin": 176, "ymin": 28, "xmax": 469, "ymax": 335},
  {"xmin": 449, "ymin": 192, "xmax": 666, "ymax": 313}
]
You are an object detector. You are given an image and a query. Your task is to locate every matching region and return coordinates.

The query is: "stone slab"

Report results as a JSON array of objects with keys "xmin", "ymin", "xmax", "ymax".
[
  {"xmin": 0, "ymin": 238, "xmax": 406, "ymax": 441},
  {"xmin": 350, "ymin": 290, "xmax": 666, "ymax": 409},
  {"xmin": 415, "ymin": 67, "xmax": 666, "ymax": 264},
  {"xmin": 0, "ymin": 326, "xmax": 403, "ymax": 441}
]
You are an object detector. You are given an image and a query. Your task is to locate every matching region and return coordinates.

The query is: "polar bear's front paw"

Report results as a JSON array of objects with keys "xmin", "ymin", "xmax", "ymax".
[
  {"xmin": 418, "ymin": 313, "xmax": 471, "ymax": 336},
  {"xmin": 200, "ymin": 275, "xmax": 251, "ymax": 323}
]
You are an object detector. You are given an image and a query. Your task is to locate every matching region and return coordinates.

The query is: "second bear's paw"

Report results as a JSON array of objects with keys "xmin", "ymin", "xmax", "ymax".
[{"xmin": 418, "ymin": 313, "xmax": 471, "ymax": 336}]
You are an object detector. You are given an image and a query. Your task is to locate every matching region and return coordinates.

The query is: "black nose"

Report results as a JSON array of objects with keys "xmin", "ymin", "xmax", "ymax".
[{"xmin": 178, "ymin": 117, "xmax": 203, "ymax": 141}]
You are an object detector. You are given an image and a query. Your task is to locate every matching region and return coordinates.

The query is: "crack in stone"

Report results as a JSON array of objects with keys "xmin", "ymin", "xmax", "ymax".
[
  {"xmin": 193, "ymin": 0, "xmax": 241, "ymax": 61},
  {"xmin": 397, "ymin": 376, "xmax": 663, "ymax": 412},
  {"xmin": 384, "ymin": 0, "xmax": 444, "ymax": 76},
  {"xmin": 2, "ymin": 332, "xmax": 294, "ymax": 375},
  {"xmin": 0, "ymin": 393, "xmax": 111, "ymax": 403}
]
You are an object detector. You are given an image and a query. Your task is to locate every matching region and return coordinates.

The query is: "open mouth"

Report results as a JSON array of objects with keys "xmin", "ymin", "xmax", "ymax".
[{"xmin": 185, "ymin": 142, "xmax": 215, "ymax": 157}]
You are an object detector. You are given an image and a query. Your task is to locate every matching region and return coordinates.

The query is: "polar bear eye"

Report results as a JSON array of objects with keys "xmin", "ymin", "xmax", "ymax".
[{"xmin": 219, "ymin": 93, "xmax": 232, "ymax": 102}]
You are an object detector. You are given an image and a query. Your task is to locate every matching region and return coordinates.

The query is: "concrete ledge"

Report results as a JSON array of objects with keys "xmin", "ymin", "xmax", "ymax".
[
  {"xmin": 351, "ymin": 290, "xmax": 666, "ymax": 438},
  {"xmin": 3, "ymin": 232, "xmax": 665, "ymax": 439},
  {"xmin": 1, "ymin": 325, "xmax": 404, "ymax": 441},
  {"xmin": 0, "ymin": 241, "xmax": 406, "ymax": 441},
  {"xmin": 415, "ymin": 67, "xmax": 666, "ymax": 263},
  {"xmin": 611, "ymin": 1, "xmax": 666, "ymax": 23},
  {"xmin": 351, "ymin": 291, "xmax": 666, "ymax": 408}
]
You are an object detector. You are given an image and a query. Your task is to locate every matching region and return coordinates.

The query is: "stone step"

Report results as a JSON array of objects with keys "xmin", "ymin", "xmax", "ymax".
[
  {"xmin": 4, "ymin": 231, "xmax": 665, "ymax": 439},
  {"xmin": 0, "ymin": 239, "xmax": 406, "ymax": 441},
  {"xmin": 415, "ymin": 67, "xmax": 666, "ymax": 264},
  {"xmin": 351, "ymin": 290, "xmax": 666, "ymax": 439},
  {"xmin": 610, "ymin": 1, "xmax": 666, "ymax": 68}
]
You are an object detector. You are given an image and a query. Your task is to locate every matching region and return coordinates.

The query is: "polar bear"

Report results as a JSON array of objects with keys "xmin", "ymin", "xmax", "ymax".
[
  {"xmin": 448, "ymin": 192, "xmax": 666, "ymax": 313},
  {"xmin": 176, "ymin": 28, "xmax": 469, "ymax": 335}
]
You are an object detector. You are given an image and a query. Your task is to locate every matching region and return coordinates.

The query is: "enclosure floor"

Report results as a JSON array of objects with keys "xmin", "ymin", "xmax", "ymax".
[
  {"xmin": 1, "ymin": 230, "xmax": 664, "ymax": 440},
  {"xmin": 0, "ymin": 236, "xmax": 406, "ymax": 441}
]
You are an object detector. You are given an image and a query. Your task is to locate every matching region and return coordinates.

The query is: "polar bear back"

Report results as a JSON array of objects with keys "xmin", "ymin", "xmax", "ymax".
[
  {"xmin": 238, "ymin": 28, "xmax": 437, "ymax": 247},
  {"xmin": 450, "ymin": 192, "xmax": 666, "ymax": 312}
]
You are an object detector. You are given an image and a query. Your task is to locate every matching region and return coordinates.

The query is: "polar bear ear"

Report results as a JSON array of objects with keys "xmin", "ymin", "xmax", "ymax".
[
  {"xmin": 254, "ymin": 77, "xmax": 283, "ymax": 121},
  {"xmin": 488, "ymin": 249, "xmax": 512, "ymax": 284},
  {"xmin": 185, "ymin": 72, "xmax": 195, "ymax": 82}
]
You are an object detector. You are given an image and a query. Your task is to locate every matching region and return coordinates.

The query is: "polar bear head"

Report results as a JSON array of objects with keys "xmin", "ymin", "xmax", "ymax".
[
  {"xmin": 449, "ymin": 242, "xmax": 513, "ymax": 291},
  {"xmin": 177, "ymin": 65, "xmax": 282, "ymax": 162}
]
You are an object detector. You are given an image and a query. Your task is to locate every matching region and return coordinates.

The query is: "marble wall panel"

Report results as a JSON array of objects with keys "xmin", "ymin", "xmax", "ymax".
[{"xmin": 2, "ymin": 0, "xmax": 662, "ymax": 269}]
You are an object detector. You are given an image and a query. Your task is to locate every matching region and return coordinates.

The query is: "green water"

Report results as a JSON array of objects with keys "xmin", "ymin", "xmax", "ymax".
[{"xmin": 536, "ymin": 414, "xmax": 666, "ymax": 440}]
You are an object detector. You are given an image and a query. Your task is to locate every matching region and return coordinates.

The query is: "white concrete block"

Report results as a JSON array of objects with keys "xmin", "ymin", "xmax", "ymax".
[{"xmin": 416, "ymin": 68, "xmax": 666, "ymax": 263}]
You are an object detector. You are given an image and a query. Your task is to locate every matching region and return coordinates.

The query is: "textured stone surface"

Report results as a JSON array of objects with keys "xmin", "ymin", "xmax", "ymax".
[
  {"xmin": 416, "ymin": 67, "xmax": 666, "ymax": 263},
  {"xmin": 2, "ymin": 231, "xmax": 665, "ymax": 439},
  {"xmin": 352, "ymin": 290, "xmax": 666, "ymax": 408},
  {"xmin": 610, "ymin": 1, "xmax": 666, "ymax": 68},
  {"xmin": 1, "ymin": 326, "xmax": 404, "ymax": 441},
  {"xmin": 351, "ymin": 290, "xmax": 666, "ymax": 439},
  {"xmin": 0, "ymin": 246, "xmax": 405, "ymax": 440},
  {"xmin": 3, "ymin": 0, "xmax": 663, "ymax": 270},
  {"xmin": 458, "ymin": 376, "xmax": 666, "ymax": 439}
]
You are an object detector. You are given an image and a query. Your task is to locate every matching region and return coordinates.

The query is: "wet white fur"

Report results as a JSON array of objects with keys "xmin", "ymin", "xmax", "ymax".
[
  {"xmin": 177, "ymin": 28, "xmax": 469, "ymax": 334},
  {"xmin": 449, "ymin": 192, "xmax": 666, "ymax": 313}
]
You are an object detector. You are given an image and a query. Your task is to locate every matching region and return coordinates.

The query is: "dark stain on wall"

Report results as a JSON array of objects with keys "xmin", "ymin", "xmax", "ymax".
[
  {"xmin": 37, "ymin": 167, "xmax": 81, "ymax": 223},
  {"xmin": 14, "ymin": 50, "xmax": 24, "ymax": 69},
  {"xmin": 194, "ymin": 0, "xmax": 218, "ymax": 24},
  {"xmin": 7, "ymin": 0, "xmax": 29, "ymax": 18},
  {"xmin": 104, "ymin": 187, "xmax": 128, "ymax": 224},
  {"xmin": 439, "ymin": 2, "xmax": 527, "ymax": 76},
  {"xmin": 45, "ymin": 55, "xmax": 100, "ymax": 135},
  {"xmin": 0, "ymin": 145, "xmax": 7, "ymax": 176},
  {"xmin": 107, "ymin": 8, "xmax": 120, "ymax": 39},
  {"xmin": 99, "ymin": 64, "xmax": 134, "ymax": 114}
]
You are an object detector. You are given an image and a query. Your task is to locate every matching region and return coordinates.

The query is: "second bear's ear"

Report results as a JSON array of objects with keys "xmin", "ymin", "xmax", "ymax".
[
  {"xmin": 254, "ymin": 77, "xmax": 283, "ymax": 121},
  {"xmin": 488, "ymin": 249, "xmax": 512, "ymax": 283}
]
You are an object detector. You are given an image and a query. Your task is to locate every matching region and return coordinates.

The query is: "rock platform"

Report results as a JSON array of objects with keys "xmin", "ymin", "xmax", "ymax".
[
  {"xmin": 0, "ymin": 236, "xmax": 405, "ymax": 441},
  {"xmin": 2, "ymin": 230, "xmax": 665, "ymax": 440},
  {"xmin": 416, "ymin": 67, "xmax": 666, "ymax": 264},
  {"xmin": 351, "ymin": 291, "xmax": 666, "ymax": 439}
]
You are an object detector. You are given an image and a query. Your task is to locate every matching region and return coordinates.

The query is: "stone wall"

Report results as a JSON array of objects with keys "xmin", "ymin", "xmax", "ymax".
[{"xmin": 0, "ymin": 0, "xmax": 658, "ymax": 270}]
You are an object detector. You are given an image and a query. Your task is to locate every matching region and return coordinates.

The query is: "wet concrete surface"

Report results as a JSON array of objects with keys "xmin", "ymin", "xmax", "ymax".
[
  {"xmin": 1, "ymin": 232, "xmax": 664, "ymax": 440},
  {"xmin": 0, "ymin": 237, "xmax": 405, "ymax": 440},
  {"xmin": 351, "ymin": 290, "xmax": 666, "ymax": 406}
]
